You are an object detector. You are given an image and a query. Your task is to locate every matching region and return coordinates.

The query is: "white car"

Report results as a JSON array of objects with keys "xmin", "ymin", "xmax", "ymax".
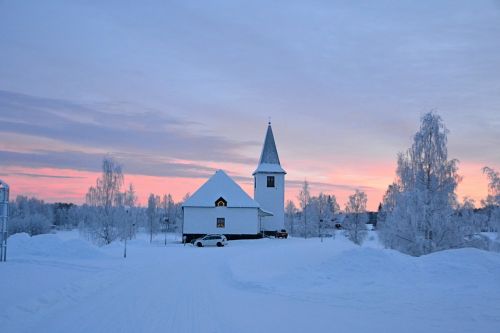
[{"xmin": 193, "ymin": 234, "xmax": 228, "ymax": 247}]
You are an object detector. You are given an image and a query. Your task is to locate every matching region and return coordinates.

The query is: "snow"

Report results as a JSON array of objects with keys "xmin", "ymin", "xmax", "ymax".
[
  {"xmin": 1, "ymin": 231, "xmax": 500, "ymax": 333},
  {"xmin": 183, "ymin": 170, "xmax": 259, "ymax": 208},
  {"xmin": 253, "ymin": 162, "xmax": 286, "ymax": 174}
]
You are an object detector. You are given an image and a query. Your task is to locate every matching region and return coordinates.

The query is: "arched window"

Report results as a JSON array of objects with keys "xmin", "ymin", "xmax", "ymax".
[{"xmin": 215, "ymin": 197, "xmax": 227, "ymax": 207}]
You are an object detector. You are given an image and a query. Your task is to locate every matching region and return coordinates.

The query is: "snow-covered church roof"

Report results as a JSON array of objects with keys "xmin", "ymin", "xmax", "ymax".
[
  {"xmin": 183, "ymin": 170, "xmax": 260, "ymax": 208},
  {"xmin": 253, "ymin": 123, "xmax": 286, "ymax": 175}
]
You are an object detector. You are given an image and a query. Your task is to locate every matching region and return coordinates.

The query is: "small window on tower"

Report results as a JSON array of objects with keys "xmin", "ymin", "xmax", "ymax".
[
  {"xmin": 217, "ymin": 218, "xmax": 225, "ymax": 228},
  {"xmin": 267, "ymin": 176, "xmax": 275, "ymax": 188}
]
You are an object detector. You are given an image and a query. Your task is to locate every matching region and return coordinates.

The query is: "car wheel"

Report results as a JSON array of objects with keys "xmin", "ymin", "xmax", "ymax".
[
  {"xmin": 197, "ymin": 242, "xmax": 203, "ymax": 247},
  {"xmin": 216, "ymin": 242, "xmax": 223, "ymax": 247}
]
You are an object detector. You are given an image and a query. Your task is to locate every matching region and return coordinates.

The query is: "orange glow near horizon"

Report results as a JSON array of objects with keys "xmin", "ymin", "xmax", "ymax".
[
  {"xmin": 2, "ymin": 161, "xmax": 492, "ymax": 211},
  {"xmin": 3, "ymin": 166, "xmax": 207, "ymax": 206}
]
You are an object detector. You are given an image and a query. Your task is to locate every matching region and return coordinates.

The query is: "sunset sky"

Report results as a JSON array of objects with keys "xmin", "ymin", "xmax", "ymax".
[{"xmin": 0, "ymin": 0, "xmax": 499, "ymax": 210}]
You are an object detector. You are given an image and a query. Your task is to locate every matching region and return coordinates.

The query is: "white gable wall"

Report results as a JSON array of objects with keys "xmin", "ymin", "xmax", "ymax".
[{"xmin": 183, "ymin": 206, "xmax": 260, "ymax": 235}]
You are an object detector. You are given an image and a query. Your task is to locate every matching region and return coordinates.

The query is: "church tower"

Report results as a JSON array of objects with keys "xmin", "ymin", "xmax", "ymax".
[{"xmin": 253, "ymin": 122, "xmax": 286, "ymax": 232}]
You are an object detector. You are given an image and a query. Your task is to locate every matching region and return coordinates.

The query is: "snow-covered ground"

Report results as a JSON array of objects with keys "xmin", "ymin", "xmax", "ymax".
[{"xmin": 1, "ymin": 231, "xmax": 499, "ymax": 333}]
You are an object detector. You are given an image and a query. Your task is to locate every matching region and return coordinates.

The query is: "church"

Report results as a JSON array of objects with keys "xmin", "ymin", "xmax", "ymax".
[{"xmin": 182, "ymin": 123, "xmax": 286, "ymax": 242}]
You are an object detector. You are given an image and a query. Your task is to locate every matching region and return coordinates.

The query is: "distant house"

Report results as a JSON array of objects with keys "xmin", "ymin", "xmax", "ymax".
[
  {"xmin": 368, "ymin": 212, "xmax": 378, "ymax": 226},
  {"xmin": 182, "ymin": 123, "xmax": 286, "ymax": 242}
]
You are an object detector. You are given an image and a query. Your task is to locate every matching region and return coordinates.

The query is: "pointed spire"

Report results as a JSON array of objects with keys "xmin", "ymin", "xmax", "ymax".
[
  {"xmin": 253, "ymin": 122, "xmax": 286, "ymax": 175},
  {"xmin": 259, "ymin": 122, "xmax": 281, "ymax": 165}
]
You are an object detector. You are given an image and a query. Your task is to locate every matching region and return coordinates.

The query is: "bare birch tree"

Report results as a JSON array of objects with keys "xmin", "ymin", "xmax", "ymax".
[
  {"xmin": 378, "ymin": 113, "xmax": 464, "ymax": 255},
  {"xmin": 82, "ymin": 157, "xmax": 124, "ymax": 245},
  {"xmin": 146, "ymin": 194, "xmax": 160, "ymax": 243},
  {"xmin": 482, "ymin": 167, "xmax": 500, "ymax": 237},
  {"xmin": 344, "ymin": 190, "xmax": 368, "ymax": 245},
  {"xmin": 298, "ymin": 180, "xmax": 310, "ymax": 239},
  {"xmin": 285, "ymin": 200, "xmax": 297, "ymax": 236}
]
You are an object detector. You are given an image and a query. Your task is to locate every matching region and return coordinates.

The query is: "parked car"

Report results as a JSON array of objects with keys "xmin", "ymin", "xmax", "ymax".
[
  {"xmin": 275, "ymin": 229, "xmax": 288, "ymax": 239},
  {"xmin": 192, "ymin": 234, "xmax": 228, "ymax": 247}
]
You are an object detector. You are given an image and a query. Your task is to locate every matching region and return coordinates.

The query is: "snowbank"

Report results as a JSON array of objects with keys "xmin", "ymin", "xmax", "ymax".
[{"xmin": 8, "ymin": 232, "xmax": 106, "ymax": 260}]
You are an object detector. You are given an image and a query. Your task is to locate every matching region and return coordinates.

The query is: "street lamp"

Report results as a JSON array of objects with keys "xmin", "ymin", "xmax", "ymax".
[
  {"xmin": 320, "ymin": 219, "xmax": 324, "ymax": 243},
  {"xmin": 124, "ymin": 206, "xmax": 133, "ymax": 259},
  {"xmin": 163, "ymin": 216, "xmax": 169, "ymax": 246},
  {"xmin": 0, "ymin": 180, "xmax": 9, "ymax": 262}
]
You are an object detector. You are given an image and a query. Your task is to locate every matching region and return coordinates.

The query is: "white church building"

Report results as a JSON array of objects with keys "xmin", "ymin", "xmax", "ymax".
[{"xmin": 182, "ymin": 123, "xmax": 286, "ymax": 242}]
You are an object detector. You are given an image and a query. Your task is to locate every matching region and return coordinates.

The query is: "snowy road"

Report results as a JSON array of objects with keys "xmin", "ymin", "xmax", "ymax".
[{"xmin": 1, "ymin": 232, "xmax": 500, "ymax": 333}]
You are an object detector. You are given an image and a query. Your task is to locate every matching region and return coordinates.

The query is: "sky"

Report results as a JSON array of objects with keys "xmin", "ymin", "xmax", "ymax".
[{"xmin": 0, "ymin": 0, "xmax": 499, "ymax": 210}]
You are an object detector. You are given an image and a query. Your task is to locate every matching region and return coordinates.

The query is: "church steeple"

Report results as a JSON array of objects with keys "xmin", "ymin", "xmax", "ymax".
[
  {"xmin": 253, "ymin": 122, "xmax": 286, "ymax": 232},
  {"xmin": 258, "ymin": 122, "xmax": 281, "ymax": 165},
  {"xmin": 253, "ymin": 122, "xmax": 286, "ymax": 175}
]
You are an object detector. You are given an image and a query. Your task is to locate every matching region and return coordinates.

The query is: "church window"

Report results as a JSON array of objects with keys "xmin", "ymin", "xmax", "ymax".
[
  {"xmin": 217, "ymin": 218, "xmax": 225, "ymax": 228},
  {"xmin": 267, "ymin": 176, "xmax": 275, "ymax": 188}
]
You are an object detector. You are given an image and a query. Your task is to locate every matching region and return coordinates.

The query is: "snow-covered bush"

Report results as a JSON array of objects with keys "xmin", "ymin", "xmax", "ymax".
[
  {"xmin": 8, "ymin": 195, "xmax": 53, "ymax": 236},
  {"xmin": 9, "ymin": 213, "xmax": 51, "ymax": 236}
]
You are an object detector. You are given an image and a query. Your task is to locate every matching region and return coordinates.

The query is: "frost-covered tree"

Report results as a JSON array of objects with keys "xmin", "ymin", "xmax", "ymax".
[
  {"xmin": 343, "ymin": 190, "xmax": 368, "ymax": 245},
  {"xmin": 81, "ymin": 157, "xmax": 125, "ymax": 245},
  {"xmin": 66, "ymin": 204, "xmax": 83, "ymax": 228},
  {"xmin": 53, "ymin": 203, "xmax": 75, "ymax": 228},
  {"xmin": 9, "ymin": 213, "xmax": 51, "ymax": 236},
  {"xmin": 85, "ymin": 157, "xmax": 124, "ymax": 212},
  {"xmin": 124, "ymin": 183, "xmax": 138, "ymax": 207},
  {"xmin": 146, "ymin": 194, "xmax": 160, "ymax": 243},
  {"xmin": 119, "ymin": 183, "xmax": 138, "ymax": 257},
  {"xmin": 8, "ymin": 196, "xmax": 53, "ymax": 236},
  {"xmin": 482, "ymin": 167, "xmax": 500, "ymax": 236},
  {"xmin": 178, "ymin": 193, "xmax": 190, "ymax": 233},
  {"xmin": 378, "ymin": 113, "xmax": 464, "ymax": 255},
  {"xmin": 327, "ymin": 195, "xmax": 340, "ymax": 217},
  {"xmin": 285, "ymin": 200, "xmax": 297, "ymax": 236},
  {"xmin": 327, "ymin": 194, "xmax": 340, "ymax": 237},
  {"xmin": 453, "ymin": 197, "xmax": 492, "ymax": 249},
  {"xmin": 309, "ymin": 193, "xmax": 334, "ymax": 241},
  {"xmin": 160, "ymin": 194, "xmax": 175, "ymax": 245},
  {"xmin": 377, "ymin": 184, "xmax": 400, "ymax": 247},
  {"xmin": 298, "ymin": 180, "xmax": 311, "ymax": 239}
]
